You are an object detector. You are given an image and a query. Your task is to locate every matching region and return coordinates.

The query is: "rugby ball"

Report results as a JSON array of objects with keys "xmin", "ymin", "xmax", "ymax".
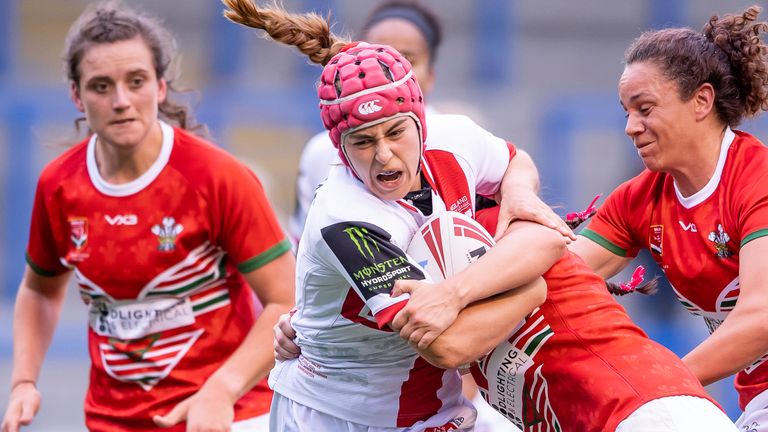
[{"xmin": 406, "ymin": 211, "xmax": 496, "ymax": 282}]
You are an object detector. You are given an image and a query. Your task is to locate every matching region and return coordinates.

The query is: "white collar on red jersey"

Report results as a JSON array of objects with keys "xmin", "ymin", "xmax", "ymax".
[
  {"xmin": 86, "ymin": 121, "xmax": 174, "ymax": 197},
  {"xmin": 674, "ymin": 126, "xmax": 735, "ymax": 209}
]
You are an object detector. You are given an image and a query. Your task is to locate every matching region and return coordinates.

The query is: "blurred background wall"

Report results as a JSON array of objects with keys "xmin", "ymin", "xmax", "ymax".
[{"xmin": 1, "ymin": 0, "xmax": 766, "ymax": 429}]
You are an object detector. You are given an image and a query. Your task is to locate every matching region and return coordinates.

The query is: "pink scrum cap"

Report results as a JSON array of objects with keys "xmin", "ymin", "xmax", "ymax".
[{"xmin": 318, "ymin": 42, "xmax": 427, "ymax": 167}]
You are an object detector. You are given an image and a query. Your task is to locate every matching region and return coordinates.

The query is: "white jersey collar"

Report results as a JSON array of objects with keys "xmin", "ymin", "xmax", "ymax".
[
  {"xmin": 87, "ymin": 121, "xmax": 174, "ymax": 197},
  {"xmin": 674, "ymin": 127, "xmax": 734, "ymax": 209}
]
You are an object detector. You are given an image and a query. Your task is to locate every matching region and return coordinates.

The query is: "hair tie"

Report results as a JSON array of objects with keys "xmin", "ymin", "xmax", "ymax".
[
  {"xmin": 619, "ymin": 266, "xmax": 646, "ymax": 293},
  {"xmin": 565, "ymin": 194, "xmax": 601, "ymax": 229}
]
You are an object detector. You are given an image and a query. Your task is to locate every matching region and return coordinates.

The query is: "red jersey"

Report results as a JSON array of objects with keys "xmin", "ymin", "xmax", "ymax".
[
  {"xmin": 582, "ymin": 128, "xmax": 768, "ymax": 409},
  {"xmin": 26, "ymin": 123, "xmax": 291, "ymax": 431},
  {"xmin": 473, "ymin": 208, "xmax": 715, "ymax": 432}
]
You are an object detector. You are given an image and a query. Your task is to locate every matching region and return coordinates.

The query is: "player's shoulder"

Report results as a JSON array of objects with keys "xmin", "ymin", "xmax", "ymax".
[
  {"xmin": 617, "ymin": 168, "xmax": 664, "ymax": 196},
  {"xmin": 170, "ymin": 127, "xmax": 255, "ymax": 185},
  {"xmin": 172, "ymin": 127, "xmax": 238, "ymax": 166},
  {"xmin": 730, "ymin": 130, "xmax": 768, "ymax": 173},
  {"xmin": 425, "ymin": 113, "xmax": 501, "ymax": 154},
  {"xmin": 38, "ymin": 139, "xmax": 88, "ymax": 187},
  {"xmin": 310, "ymin": 169, "xmax": 405, "ymax": 232},
  {"xmin": 426, "ymin": 114, "xmax": 483, "ymax": 138},
  {"xmin": 593, "ymin": 169, "xmax": 667, "ymax": 217},
  {"xmin": 315, "ymin": 169, "xmax": 386, "ymax": 218},
  {"xmin": 423, "ymin": 114, "xmax": 479, "ymax": 158}
]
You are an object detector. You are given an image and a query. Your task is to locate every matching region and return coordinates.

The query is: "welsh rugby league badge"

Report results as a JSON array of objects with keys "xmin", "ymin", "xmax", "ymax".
[
  {"xmin": 66, "ymin": 216, "xmax": 90, "ymax": 262},
  {"xmin": 649, "ymin": 225, "xmax": 663, "ymax": 256}
]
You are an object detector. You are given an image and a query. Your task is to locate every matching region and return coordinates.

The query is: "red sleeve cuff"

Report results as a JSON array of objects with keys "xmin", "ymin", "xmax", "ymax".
[
  {"xmin": 25, "ymin": 252, "xmax": 66, "ymax": 277},
  {"xmin": 374, "ymin": 299, "xmax": 408, "ymax": 329},
  {"xmin": 506, "ymin": 142, "xmax": 517, "ymax": 161}
]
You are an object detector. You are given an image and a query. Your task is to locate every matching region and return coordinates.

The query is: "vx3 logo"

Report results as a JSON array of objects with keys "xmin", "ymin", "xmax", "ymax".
[
  {"xmin": 105, "ymin": 214, "xmax": 138, "ymax": 226},
  {"xmin": 678, "ymin": 221, "xmax": 697, "ymax": 232}
]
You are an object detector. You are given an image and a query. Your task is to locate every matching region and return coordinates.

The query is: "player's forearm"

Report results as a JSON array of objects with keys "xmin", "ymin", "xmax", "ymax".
[
  {"xmin": 419, "ymin": 278, "xmax": 546, "ymax": 369},
  {"xmin": 687, "ymin": 239, "xmax": 768, "ymax": 385},
  {"xmin": 201, "ymin": 302, "xmax": 291, "ymax": 402},
  {"xmin": 568, "ymin": 237, "xmax": 632, "ymax": 279},
  {"xmin": 11, "ymin": 285, "xmax": 65, "ymax": 387},
  {"xmin": 495, "ymin": 150, "xmax": 540, "ymax": 202},
  {"xmin": 682, "ymin": 305, "xmax": 768, "ymax": 386},
  {"xmin": 451, "ymin": 221, "xmax": 564, "ymax": 307}
]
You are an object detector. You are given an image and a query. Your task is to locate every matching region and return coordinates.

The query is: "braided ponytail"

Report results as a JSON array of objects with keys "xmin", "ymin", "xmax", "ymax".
[{"xmin": 222, "ymin": 0, "xmax": 350, "ymax": 66}]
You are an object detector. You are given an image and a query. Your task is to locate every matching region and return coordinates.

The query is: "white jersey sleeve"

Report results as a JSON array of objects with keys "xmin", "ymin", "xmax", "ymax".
[{"xmin": 426, "ymin": 114, "xmax": 511, "ymax": 197}]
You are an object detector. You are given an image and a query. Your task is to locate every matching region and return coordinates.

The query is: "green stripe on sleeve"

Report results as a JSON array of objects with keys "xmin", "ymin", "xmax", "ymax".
[
  {"xmin": 237, "ymin": 239, "xmax": 292, "ymax": 274},
  {"xmin": 25, "ymin": 252, "xmax": 60, "ymax": 277},
  {"xmin": 579, "ymin": 229, "xmax": 629, "ymax": 257},
  {"xmin": 742, "ymin": 228, "xmax": 768, "ymax": 247}
]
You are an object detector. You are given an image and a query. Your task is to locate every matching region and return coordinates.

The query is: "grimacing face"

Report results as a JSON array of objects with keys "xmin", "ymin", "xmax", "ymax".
[
  {"xmin": 365, "ymin": 18, "xmax": 435, "ymax": 95},
  {"xmin": 343, "ymin": 116, "xmax": 422, "ymax": 201},
  {"xmin": 70, "ymin": 36, "xmax": 167, "ymax": 154},
  {"xmin": 619, "ymin": 61, "xmax": 700, "ymax": 173}
]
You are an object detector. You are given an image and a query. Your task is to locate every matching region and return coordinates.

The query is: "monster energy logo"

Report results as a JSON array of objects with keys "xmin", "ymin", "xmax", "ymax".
[
  {"xmin": 322, "ymin": 221, "xmax": 425, "ymax": 299},
  {"xmin": 344, "ymin": 226, "xmax": 380, "ymax": 259}
]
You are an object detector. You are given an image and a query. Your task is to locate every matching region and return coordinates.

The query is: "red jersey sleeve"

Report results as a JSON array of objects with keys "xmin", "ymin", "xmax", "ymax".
[
  {"xmin": 216, "ymin": 161, "xmax": 291, "ymax": 274},
  {"xmin": 26, "ymin": 175, "xmax": 68, "ymax": 276},
  {"xmin": 736, "ymin": 168, "xmax": 768, "ymax": 248},
  {"xmin": 507, "ymin": 142, "xmax": 517, "ymax": 161},
  {"xmin": 579, "ymin": 174, "xmax": 656, "ymax": 258}
]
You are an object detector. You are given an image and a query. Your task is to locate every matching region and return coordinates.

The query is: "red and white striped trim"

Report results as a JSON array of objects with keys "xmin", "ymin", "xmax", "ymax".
[{"xmin": 99, "ymin": 328, "xmax": 204, "ymax": 391}]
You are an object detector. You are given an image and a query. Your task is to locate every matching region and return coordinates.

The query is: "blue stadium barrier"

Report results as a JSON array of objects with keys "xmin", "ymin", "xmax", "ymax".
[
  {"xmin": 209, "ymin": 0, "xmax": 247, "ymax": 83},
  {"xmin": 1, "ymin": 85, "xmax": 78, "ymax": 300},
  {"xmin": 536, "ymin": 92, "xmax": 632, "ymax": 211},
  {"xmin": 475, "ymin": 0, "xmax": 512, "ymax": 89},
  {"xmin": 649, "ymin": 0, "xmax": 686, "ymax": 28},
  {"xmin": 0, "ymin": 0, "xmax": 15, "ymax": 80}
]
